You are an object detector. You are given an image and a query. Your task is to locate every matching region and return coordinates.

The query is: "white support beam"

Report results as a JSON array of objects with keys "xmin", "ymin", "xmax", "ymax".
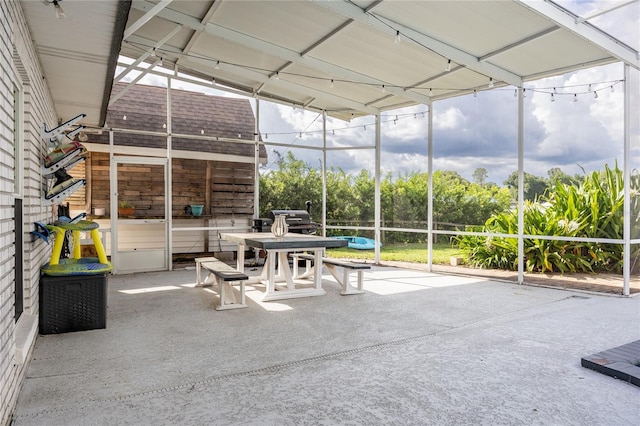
[
  {"xmin": 312, "ymin": 0, "xmax": 523, "ymax": 87},
  {"xmin": 115, "ymin": 24, "xmax": 183, "ymax": 82},
  {"xmin": 124, "ymin": 0, "xmax": 174, "ymax": 40},
  {"xmin": 110, "ymin": 58, "xmax": 163, "ymax": 106},
  {"xmin": 427, "ymin": 105, "xmax": 433, "ymax": 272},
  {"xmin": 516, "ymin": 0, "xmax": 640, "ymax": 70},
  {"xmin": 374, "ymin": 113, "xmax": 381, "ymax": 264},
  {"xmin": 580, "ymin": 0, "xmax": 637, "ymax": 22},
  {"xmin": 125, "ymin": 34, "xmax": 380, "ymax": 115},
  {"xmin": 177, "ymin": 1, "xmax": 223, "ymax": 66},
  {"xmin": 130, "ymin": 0, "xmax": 433, "ymax": 106}
]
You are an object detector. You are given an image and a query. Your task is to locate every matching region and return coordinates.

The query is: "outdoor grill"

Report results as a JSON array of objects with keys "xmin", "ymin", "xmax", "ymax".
[{"xmin": 253, "ymin": 202, "xmax": 322, "ymax": 235}]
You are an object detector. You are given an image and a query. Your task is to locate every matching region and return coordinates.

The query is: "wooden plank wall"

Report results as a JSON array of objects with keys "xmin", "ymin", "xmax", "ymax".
[
  {"xmin": 76, "ymin": 153, "xmax": 255, "ymax": 254},
  {"xmin": 210, "ymin": 160, "xmax": 254, "ymax": 215}
]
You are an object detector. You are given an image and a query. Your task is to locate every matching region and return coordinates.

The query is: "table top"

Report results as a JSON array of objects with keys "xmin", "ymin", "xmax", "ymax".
[{"xmin": 220, "ymin": 232, "xmax": 348, "ymax": 250}]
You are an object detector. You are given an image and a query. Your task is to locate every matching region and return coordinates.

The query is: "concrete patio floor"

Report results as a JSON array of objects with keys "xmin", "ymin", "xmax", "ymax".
[{"xmin": 12, "ymin": 265, "xmax": 640, "ymax": 425}]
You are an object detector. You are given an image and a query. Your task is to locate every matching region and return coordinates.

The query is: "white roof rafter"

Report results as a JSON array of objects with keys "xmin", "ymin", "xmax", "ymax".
[
  {"xmin": 312, "ymin": 0, "xmax": 523, "ymax": 87},
  {"xmin": 130, "ymin": 0, "xmax": 433, "ymax": 106},
  {"xmin": 516, "ymin": 0, "xmax": 640, "ymax": 69}
]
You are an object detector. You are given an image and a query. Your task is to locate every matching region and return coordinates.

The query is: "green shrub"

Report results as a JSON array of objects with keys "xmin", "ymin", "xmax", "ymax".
[{"xmin": 457, "ymin": 164, "xmax": 640, "ymax": 274}]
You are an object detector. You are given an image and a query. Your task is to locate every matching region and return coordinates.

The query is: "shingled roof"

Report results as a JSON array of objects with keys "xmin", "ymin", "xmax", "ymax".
[{"xmin": 88, "ymin": 83, "xmax": 266, "ymax": 161}]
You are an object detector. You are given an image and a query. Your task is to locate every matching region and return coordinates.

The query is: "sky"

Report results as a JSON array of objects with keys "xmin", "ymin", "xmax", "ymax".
[{"xmin": 126, "ymin": 0, "xmax": 639, "ymax": 187}]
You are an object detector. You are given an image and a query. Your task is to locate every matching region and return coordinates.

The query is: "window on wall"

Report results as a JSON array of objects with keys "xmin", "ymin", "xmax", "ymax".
[
  {"xmin": 13, "ymin": 82, "xmax": 24, "ymax": 321},
  {"xmin": 13, "ymin": 82, "xmax": 23, "ymax": 196}
]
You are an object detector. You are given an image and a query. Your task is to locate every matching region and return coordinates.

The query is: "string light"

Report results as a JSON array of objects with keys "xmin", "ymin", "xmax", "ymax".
[
  {"xmin": 128, "ymin": 42, "xmax": 623, "ymax": 102},
  {"xmin": 514, "ymin": 89, "xmax": 518, "ymax": 98},
  {"xmin": 550, "ymin": 93, "xmax": 555, "ymax": 102},
  {"xmin": 594, "ymin": 91, "xmax": 598, "ymax": 99},
  {"xmin": 523, "ymin": 88, "xmax": 526, "ymax": 98},
  {"xmin": 395, "ymin": 30, "xmax": 401, "ymax": 44},
  {"xmin": 473, "ymin": 90, "xmax": 477, "ymax": 97},
  {"xmin": 381, "ymin": 84, "xmax": 386, "ymax": 93},
  {"xmin": 122, "ymin": 114, "xmax": 127, "ymax": 120},
  {"xmin": 52, "ymin": 0, "xmax": 66, "ymax": 19},
  {"xmin": 201, "ymin": 129, "xmax": 205, "ymax": 134},
  {"xmin": 573, "ymin": 93, "xmax": 578, "ymax": 102}
]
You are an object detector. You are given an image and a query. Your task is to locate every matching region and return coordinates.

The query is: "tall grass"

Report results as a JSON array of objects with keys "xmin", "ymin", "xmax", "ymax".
[{"xmin": 457, "ymin": 164, "xmax": 640, "ymax": 274}]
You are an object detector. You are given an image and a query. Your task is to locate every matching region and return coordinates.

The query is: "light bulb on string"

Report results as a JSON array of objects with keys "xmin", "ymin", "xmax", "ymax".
[
  {"xmin": 611, "ymin": 85, "xmax": 614, "ymax": 93},
  {"xmin": 553, "ymin": 87, "xmax": 557, "ymax": 94},
  {"xmin": 488, "ymin": 78, "xmax": 494, "ymax": 88},
  {"xmin": 330, "ymin": 79, "xmax": 334, "ymax": 88},
  {"xmin": 395, "ymin": 30, "xmax": 401, "ymax": 44},
  {"xmin": 550, "ymin": 93, "xmax": 555, "ymax": 102},
  {"xmin": 573, "ymin": 94, "xmax": 578, "ymax": 102},
  {"xmin": 52, "ymin": 0, "xmax": 66, "ymax": 19},
  {"xmin": 523, "ymin": 88, "xmax": 526, "ymax": 98},
  {"xmin": 429, "ymin": 88, "xmax": 433, "ymax": 96},
  {"xmin": 122, "ymin": 114, "xmax": 127, "ymax": 120},
  {"xmin": 214, "ymin": 60, "xmax": 220, "ymax": 70},
  {"xmin": 594, "ymin": 91, "xmax": 598, "ymax": 99},
  {"xmin": 514, "ymin": 89, "xmax": 517, "ymax": 98},
  {"xmin": 381, "ymin": 84, "xmax": 386, "ymax": 93},
  {"xmin": 201, "ymin": 129, "xmax": 205, "ymax": 135},
  {"xmin": 473, "ymin": 90, "xmax": 477, "ymax": 98}
]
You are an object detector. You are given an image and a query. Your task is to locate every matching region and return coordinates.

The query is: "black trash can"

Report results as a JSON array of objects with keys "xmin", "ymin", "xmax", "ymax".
[{"xmin": 39, "ymin": 273, "xmax": 108, "ymax": 334}]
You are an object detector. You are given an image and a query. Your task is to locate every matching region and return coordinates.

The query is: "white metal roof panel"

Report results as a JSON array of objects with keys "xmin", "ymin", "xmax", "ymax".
[{"xmin": 21, "ymin": 0, "xmax": 639, "ymax": 125}]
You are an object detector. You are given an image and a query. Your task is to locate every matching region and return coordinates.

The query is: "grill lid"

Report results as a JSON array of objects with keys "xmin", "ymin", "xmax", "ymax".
[{"xmin": 268, "ymin": 209, "xmax": 311, "ymax": 224}]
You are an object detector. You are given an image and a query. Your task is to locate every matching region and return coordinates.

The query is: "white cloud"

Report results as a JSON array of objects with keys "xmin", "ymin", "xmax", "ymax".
[{"xmin": 434, "ymin": 107, "xmax": 465, "ymax": 130}]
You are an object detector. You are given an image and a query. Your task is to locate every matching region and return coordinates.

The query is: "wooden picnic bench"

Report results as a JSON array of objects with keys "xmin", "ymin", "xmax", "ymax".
[
  {"xmin": 292, "ymin": 253, "xmax": 370, "ymax": 295},
  {"xmin": 195, "ymin": 257, "xmax": 249, "ymax": 310}
]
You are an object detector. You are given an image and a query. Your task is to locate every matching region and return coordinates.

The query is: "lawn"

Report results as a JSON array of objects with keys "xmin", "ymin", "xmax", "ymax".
[{"xmin": 325, "ymin": 242, "xmax": 465, "ymax": 265}]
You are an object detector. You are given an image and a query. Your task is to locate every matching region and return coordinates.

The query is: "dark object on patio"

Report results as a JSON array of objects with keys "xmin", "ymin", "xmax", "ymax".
[
  {"xmin": 39, "ymin": 273, "xmax": 108, "ymax": 334},
  {"xmin": 253, "ymin": 201, "xmax": 322, "ymax": 235},
  {"xmin": 581, "ymin": 340, "xmax": 640, "ymax": 387}
]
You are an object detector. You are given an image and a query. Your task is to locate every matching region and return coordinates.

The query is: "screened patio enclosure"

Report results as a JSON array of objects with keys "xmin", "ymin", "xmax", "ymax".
[{"xmin": 21, "ymin": 0, "xmax": 639, "ymax": 293}]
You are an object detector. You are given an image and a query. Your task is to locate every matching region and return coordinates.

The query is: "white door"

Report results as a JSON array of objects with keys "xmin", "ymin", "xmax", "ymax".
[{"xmin": 112, "ymin": 157, "xmax": 169, "ymax": 274}]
